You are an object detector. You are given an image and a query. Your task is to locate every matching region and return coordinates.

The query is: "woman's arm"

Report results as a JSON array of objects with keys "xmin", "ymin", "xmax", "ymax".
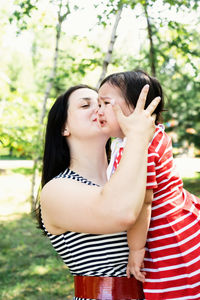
[
  {"xmin": 41, "ymin": 86, "xmax": 160, "ymax": 235},
  {"xmin": 126, "ymin": 190, "xmax": 153, "ymax": 281}
]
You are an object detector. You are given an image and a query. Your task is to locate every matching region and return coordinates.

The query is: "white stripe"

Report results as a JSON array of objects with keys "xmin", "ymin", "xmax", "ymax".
[
  {"xmin": 147, "ymin": 226, "xmax": 200, "ymax": 252},
  {"xmin": 70, "ymin": 261, "xmax": 111, "ymax": 270},
  {"xmin": 144, "ymin": 240, "xmax": 200, "ymax": 262},
  {"xmin": 67, "ymin": 235, "xmax": 126, "ymax": 246},
  {"xmin": 71, "ymin": 262, "xmax": 126, "ymax": 273},
  {"xmin": 158, "ymin": 145, "xmax": 172, "ymax": 163},
  {"xmin": 54, "ymin": 244, "xmax": 68, "ymax": 252},
  {"xmin": 147, "ymin": 172, "xmax": 156, "ymax": 176},
  {"xmin": 67, "ymin": 255, "xmax": 127, "ymax": 267},
  {"xmin": 148, "ymin": 213, "xmax": 198, "ymax": 242},
  {"xmin": 66, "ymin": 231, "xmax": 127, "ymax": 241},
  {"xmin": 64, "ymin": 249, "xmax": 129, "ymax": 262},
  {"xmin": 147, "ymin": 162, "xmax": 155, "ymax": 166},
  {"xmin": 146, "ymin": 182, "xmax": 157, "ymax": 187},
  {"xmin": 69, "ymin": 243, "xmax": 128, "ymax": 255},
  {"xmin": 143, "ymin": 255, "xmax": 200, "ymax": 272},
  {"xmin": 49, "ymin": 235, "xmax": 64, "ymax": 242},
  {"xmin": 153, "ymin": 188, "xmax": 178, "ymax": 201},
  {"xmin": 154, "ymin": 178, "xmax": 183, "ymax": 195},
  {"xmin": 51, "ymin": 239, "xmax": 65, "ymax": 247},
  {"xmin": 148, "ymin": 212, "xmax": 191, "ymax": 231},
  {"xmin": 144, "ymin": 280, "xmax": 200, "ymax": 293},
  {"xmin": 145, "ymin": 268, "xmax": 200, "ymax": 283},
  {"xmin": 148, "ymin": 153, "xmax": 159, "ymax": 158},
  {"xmin": 155, "ymin": 157, "xmax": 173, "ymax": 170},
  {"xmin": 156, "ymin": 166, "xmax": 173, "ymax": 178},
  {"xmin": 155, "ymin": 132, "xmax": 165, "ymax": 152},
  {"xmin": 155, "ymin": 178, "xmax": 170, "ymax": 188},
  {"xmin": 148, "ymin": 126, "xmax": 162, "ymax": 147},
  {"xmin": 152, "ymin": 193, "xmax": 182, "ymax": 211},
  {"xmin": 151, "ymin": 193, "xmax": 186, "ymax": 221}
]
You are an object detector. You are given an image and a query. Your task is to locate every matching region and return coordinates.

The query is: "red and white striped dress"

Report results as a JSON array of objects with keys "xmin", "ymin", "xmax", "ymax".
[{"xmin": 109, "ymin": 124, "xmax": 200, "ymax": 299}]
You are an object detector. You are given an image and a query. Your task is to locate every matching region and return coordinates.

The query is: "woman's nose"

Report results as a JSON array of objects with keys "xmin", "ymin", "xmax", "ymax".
[{"xmin": 98, "ymin": 105, "xmax": 104, "ymax": 115}]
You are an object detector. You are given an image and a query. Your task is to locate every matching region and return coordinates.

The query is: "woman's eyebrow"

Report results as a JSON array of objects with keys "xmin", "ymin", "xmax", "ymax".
[{"xmin": 79, "ymin": 97, "xmax": 92, "ymax": 101}]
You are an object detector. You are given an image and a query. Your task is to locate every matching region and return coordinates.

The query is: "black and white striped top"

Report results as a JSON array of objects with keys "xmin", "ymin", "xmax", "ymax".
[{"xmin": 42, "ymin": 169, "xmax": 129, "ymax": 300}]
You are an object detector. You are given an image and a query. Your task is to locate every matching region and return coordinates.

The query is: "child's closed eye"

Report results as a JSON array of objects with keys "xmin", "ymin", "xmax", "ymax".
[{"xmin": 104, "ymin": 101, "xmax": 111, "ymax": 105}]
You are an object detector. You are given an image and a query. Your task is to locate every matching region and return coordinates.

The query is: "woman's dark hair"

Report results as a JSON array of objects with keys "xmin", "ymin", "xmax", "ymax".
[
  {"xmin": 100, "ymin": 69, "xmax": 165, "ymax": 124},
  {"xmin": 36, "ymin": 84, "xmax": 111, "ymax": 231},
  {"xmin": 41, "ymin": 84, "xmax": 96, "ymax": 187}
]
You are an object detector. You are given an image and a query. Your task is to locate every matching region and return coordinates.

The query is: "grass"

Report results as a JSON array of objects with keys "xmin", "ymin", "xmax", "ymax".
[
  {"xmin": 183, "ymin": 173, "xmax": 200, "ymax": 197},
  {"xmin": 0, "ymin": 214, "xmax": 74, "ymax": 300},
  {"xmin": 11, "ymin": 167, "xmax": 34, "ymax": 176},
  {"xmin": 0, "ymin": 168, "xmax": 199, "ymax": 299},
  {"xmin": 0, "ymin": 156, "xmax": 30, "ymax": 160},
  {"xmin": 0, "ymin": 169, "xmax": 74, "ymax": 300}
]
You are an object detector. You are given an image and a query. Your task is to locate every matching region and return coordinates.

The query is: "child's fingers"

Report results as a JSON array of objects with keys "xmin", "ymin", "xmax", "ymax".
[
  {"xmin": 134, "ymin": 266, "xmax": 145, "ymax": 282},
  {"xmin": 145, "ymin": 96, "xmax": 161, "ymax": 115},
  {"xmin": 126, "ymin": 267, "xmax": 131, "ymax": 279},
  {"xmin": 134, "ymin": 84, "xmax": 149, "ymax": 112},
  {"xmin": 151, "ymin": 113, "xmax": 156, "ymax": 122}
]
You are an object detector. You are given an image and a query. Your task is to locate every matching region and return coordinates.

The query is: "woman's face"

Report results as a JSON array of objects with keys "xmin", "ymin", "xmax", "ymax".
[
  {"xmin": 64, "ymin": 88, "xmax": 109, "ymax": 141},
  {"xmin": 98, "ymin": 82, "xmax": 133, "ymax": 138}
]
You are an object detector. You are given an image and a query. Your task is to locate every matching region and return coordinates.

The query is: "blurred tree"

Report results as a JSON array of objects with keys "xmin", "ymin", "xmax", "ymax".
[
  {"xmin": 120, "ymin": 0, "xmax": 199, "ymax": 77},
  {"xmin": 30, "ymin": 0, "xmax": 72, "ymax": 210},
  {"xmin": 9, "ymin": 0, "xmax": 86, "ymax": 208},
  {"xmin": 0, "ymin": 0, "xmax": 199, "ymax": 202},
  {"xmin": 96, "ymin": 2, "xmax": 124, "ymax": 88}
]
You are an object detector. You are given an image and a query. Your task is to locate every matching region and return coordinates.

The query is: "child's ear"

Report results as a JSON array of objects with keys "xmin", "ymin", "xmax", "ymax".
[{"xmin": 62, "ymin": 127, "xmax": 70, "ymax": 137}]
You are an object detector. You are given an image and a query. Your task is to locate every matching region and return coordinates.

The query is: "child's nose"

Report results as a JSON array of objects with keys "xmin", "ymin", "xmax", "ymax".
[{"xmin": 98, "ymin": 105, "xmax": 104, "ymax": 115}]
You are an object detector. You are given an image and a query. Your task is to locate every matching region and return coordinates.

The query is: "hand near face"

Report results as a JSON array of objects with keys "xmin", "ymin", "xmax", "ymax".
[{"xmin": 111, "ymin": 85, "xmax": 161, "ymax": 141}]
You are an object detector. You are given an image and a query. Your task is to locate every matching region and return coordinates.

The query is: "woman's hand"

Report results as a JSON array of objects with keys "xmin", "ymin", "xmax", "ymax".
[
  {"xmin": 126, "ymin": 248, "xmax": 146, "ymax": 282},
  {"xmin": 112, "ymin": 84, "xmax": 161, "ymax": 141}
]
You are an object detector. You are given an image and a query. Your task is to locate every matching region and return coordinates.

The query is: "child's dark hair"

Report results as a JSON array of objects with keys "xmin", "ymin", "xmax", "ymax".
[{"xmin": 99, "ymin": 69, "xmax": 164, "ymax": 124}]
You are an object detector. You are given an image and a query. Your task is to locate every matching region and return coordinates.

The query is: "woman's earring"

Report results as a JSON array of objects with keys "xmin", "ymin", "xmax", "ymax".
[{"xmin": 62, "ymin": 128, "xmax": 70, "ymax": 137}]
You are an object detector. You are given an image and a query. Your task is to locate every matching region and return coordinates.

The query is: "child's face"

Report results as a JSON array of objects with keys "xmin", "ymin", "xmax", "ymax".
[{"xmin": 98, "ymin": 82, "xmax": 133, "ymax": 138}]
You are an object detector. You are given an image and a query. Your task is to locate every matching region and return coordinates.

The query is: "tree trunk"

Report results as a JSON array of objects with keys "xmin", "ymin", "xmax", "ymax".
[
  {"xmin": 30, "ymin": 0, "xmax": 70, "ymax": 211},
  {"xmin": 143, "ymin": 0, "xmax": 156, "ymax": 77},
  {"xmin": 96, "ymin": 6, "xmax": 123, "ymax": 88}
]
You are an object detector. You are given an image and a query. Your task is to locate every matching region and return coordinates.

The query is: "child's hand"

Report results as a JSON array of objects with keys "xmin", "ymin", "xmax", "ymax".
[
  {"xmin": 112, "ymin": 84, "xmax": 160, "ymax": 140},
  {"xmin": 126, "ymin": 248, "xmax": 146, "ymax": 282}
]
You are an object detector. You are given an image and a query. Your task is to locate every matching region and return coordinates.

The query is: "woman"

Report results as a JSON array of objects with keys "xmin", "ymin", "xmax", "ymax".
[
  {"xmin": 98, "ymin": 70, "xmax": 200, "ymax": 299},
  {"xmin": 39, "ymin": 83, "xmax": 160, "ymax": 299}
]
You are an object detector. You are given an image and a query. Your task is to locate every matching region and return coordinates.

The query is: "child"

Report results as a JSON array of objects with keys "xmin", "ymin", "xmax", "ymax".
[{"xmin": 98, "ymin": 70, "xmax": 200, "ymax": 299}]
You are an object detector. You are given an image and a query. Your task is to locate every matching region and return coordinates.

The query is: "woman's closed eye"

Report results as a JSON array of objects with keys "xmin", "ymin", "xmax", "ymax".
[{"xmin": 81, "ymin": 101, "xmax": 90, "ymax": 108}]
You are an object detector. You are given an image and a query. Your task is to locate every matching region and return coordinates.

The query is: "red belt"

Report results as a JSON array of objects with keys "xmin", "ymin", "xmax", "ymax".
[{"xmin": 74, "ymin": 275, "xmax": 144, "ymax": 299}]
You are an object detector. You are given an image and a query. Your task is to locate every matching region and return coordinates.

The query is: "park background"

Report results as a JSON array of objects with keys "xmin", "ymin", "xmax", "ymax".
[{"xmin": 0, "ymin": 0, "xmax": 200, "ymax": 299}]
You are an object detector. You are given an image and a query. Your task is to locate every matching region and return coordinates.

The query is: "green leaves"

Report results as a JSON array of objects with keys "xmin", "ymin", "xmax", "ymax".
[
  {"xmin": 1, "ymin": 0, "xmax": 200, "ymax": 158},
  {"xmin": 9, "ymin": 0, "xmax": 38, "ymax": 33}
]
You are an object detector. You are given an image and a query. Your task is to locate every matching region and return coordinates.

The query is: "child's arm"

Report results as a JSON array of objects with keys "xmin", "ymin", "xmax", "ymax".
[{"xmin": 126, "ymin": 189, "xmax": 153, "ymax": 282}]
